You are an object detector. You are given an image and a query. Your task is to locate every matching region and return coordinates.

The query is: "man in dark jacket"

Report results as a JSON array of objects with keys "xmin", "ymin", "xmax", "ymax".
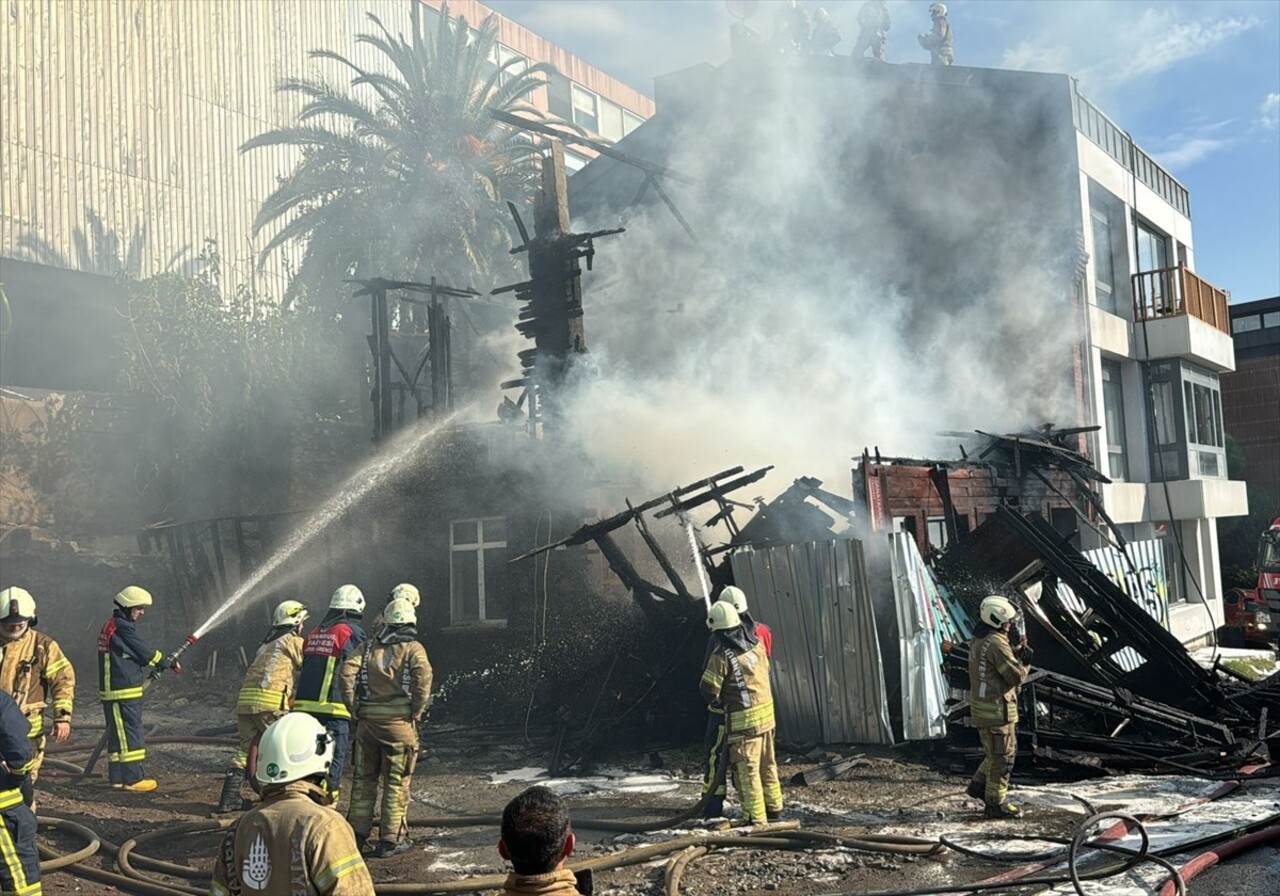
[
  {"xmin": 498, "ymin": 786, "xmax": 586, "ymax": 896},
  {"xmin": 0, "ymin": 690, "xmax": 41, "ymax": 895},
  {"xmin": 295, "ymin": 585, "xmax": 367, "ymax": 797},
  {"xmin": 97, "ymin": 586, "xmax": 177, "ymax": 792}
]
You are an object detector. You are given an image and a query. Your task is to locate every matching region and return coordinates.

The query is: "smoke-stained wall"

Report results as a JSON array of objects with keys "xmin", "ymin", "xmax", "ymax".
[{"xmin": 565, "ymin": 56, "xmax": 1086, "ymax": 503}]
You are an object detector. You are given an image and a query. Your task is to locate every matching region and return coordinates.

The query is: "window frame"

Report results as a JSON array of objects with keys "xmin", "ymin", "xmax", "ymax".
[
  {"xmin": 570, "ymin": 84, "xmax": 599, "ymax": 133},
  {"xmin": 449, "ymin": 516, "xmax": 509, "ymax": 625},
  {"xmin": 1100, "ymin": 359, "xmax": 1129, "ymax": 481}
]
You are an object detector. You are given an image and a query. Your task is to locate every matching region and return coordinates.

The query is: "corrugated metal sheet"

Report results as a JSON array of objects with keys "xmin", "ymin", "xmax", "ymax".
[
  {"xmin": 730, "ymin": 539, "xmax": 893, "ymax": 745},
  {"xmin": 1056, "ymin": 537, "xmax": 1172, "ymax": 673},
  {"xmin": 889, "ymin": 533, "xmax": 949, "ymax": 741}
]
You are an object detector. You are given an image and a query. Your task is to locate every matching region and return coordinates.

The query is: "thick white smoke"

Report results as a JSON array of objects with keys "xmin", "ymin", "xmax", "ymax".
[{"xmin": 544, "ymin": 53, "xmax": 1084, "ymax": 500}]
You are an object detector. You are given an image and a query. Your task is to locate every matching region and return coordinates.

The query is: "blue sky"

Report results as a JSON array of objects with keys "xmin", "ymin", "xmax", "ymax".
[{"xmin": 489, "ymin": 0, "xmax": 1280, "ymax": 302}]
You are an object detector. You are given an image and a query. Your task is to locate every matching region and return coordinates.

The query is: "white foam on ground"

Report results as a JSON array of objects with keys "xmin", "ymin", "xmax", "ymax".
[{"xmin": 488, "ymin": 766, "xmax": 684, "ymax": 795}]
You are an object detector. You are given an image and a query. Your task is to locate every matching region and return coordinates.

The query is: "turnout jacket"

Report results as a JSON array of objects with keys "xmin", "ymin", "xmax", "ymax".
[
  {"xmin": 338, "ymin": 628, "xmax": 432, "ymax": 721},
  {"xmin": 0, "ymin": 629, "xmax": 74, "ymax": 737},
  {"xmin": 295, "ymin": 618, "xmax": 365, "ymax": 720},
  {"xmin": 97, "ymin": 610, "xmax": 165, "ymax": 701},
  {"xmin": 502, "ymin": 869, "xmax": 584, "ymax": 896},
  {"xmin": 210, "ymin": 780, "xmax": 372, "ymax": 896},
  {"xmin": 0, "ymin": 692, "xmax": 35, "ymax": 789},
  {"xmin": 700, "ymin": 633, "xmax": 775, "ymax": 738},
  {"xmin": 237, "ymin": 631, "xmax": 305, "ymax": 714},
  {"xmin": 968, "ymin": 627, "xmax": 1027, "ymax": 727}
]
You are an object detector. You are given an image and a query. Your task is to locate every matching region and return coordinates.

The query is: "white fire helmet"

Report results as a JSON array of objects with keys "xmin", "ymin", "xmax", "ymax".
[
  {"xmin": 390, "ymin": 582, "xmax": 420, "ymax": 608},
  {"xmin": 717, "ymin": 585, "xmax": 749, "ymax": 615},
  {"xmin": 929, "ymin": 2, "xmax": 947, "ymax": 17},
  {"xmin": 328, "ymin": 584, "xmax": 365, "ymax": 614},
  {"xmin": 114, "ymin": 585, "xmax": 153, "ymax": 609},
  {"xmin": 272, "ymin": 600, "xmax": 309, "ymax": 628},
  {"xmin": 707, "ymin": 601, "xmax": 741, "ymax": 632},
  {"xmin": 0, "ymin": 587, "xmax": 37, "ymax": 638},
  {"xmin": 979, "ymin": 595, "xmax": 1018, "ymax": 628},
  {"xmin": 255, "ymin": 712, "xmax": 333, "ymax": 786},
  {"xmin": 382, "ymin": 598, "xmax": 416, "ymax": 627}
]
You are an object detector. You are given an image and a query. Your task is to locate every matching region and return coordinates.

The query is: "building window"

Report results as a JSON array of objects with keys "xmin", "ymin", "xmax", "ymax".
[
  {"xmin": 1101, "ymin": 360, "xmax": 1128, "ymax": 481},
  {"xmin": 925, "ymin": 517, "xmax": 948, "ymax": 552},
  {"xmin": 1233, "ymin": 315, "xmax": 1262, "ymax": 333},
  {"xmin": 1146, "ymin": 361, "xmax": 1187, "ymax": 481},
  {"xmin": 449, "ymin": 516, "xmax": 509, "ymax": 624},
  {"xmin": 1090, "ymin": 202, "xmax": 1118, "ymax": 314},
  {"xmin": 1265, "ymin": 311, "xmax": 1280, "ymax": 328},
  {"xmin": 571, "ymin": 84, "xmax": 598, "ymax": 133},
  {"xmin": 546, "ymin": 72, "xmax": 572, "ymax": 121},
  {"xmin": 598, "ymin": 98, "xmax": 624, "ymax": 141},
  {"xmin": 1182, "ymin": 364, "xmax": 1225, "ymax": 478},
  {"xmin": 1135, "ymin": 219, "xmax": 1171, "ymax": 314},
  {"xmin": 497, "ymin": 46, "xmax": 528, "ymax": 87},
  {"xmin": 563, "ymin": 151, "xmax": 588, "ymax": 173},
  {"xmin": 622, "ymin": 110, "xmax": 644, "ymax": 136}
]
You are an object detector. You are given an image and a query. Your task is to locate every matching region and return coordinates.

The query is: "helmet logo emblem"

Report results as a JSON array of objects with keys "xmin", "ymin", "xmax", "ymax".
[
  {"xmin": 243, "ymin": 832, "xmax": 271, "ymax": 890},
  {"xmin": 264, "ymin": 762, "xmax": 280, "ymax": 779}
]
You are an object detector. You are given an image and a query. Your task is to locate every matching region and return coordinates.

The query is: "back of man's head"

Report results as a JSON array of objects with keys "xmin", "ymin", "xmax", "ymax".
[{"xmin": 500, "ymin": 785, "xmax": 572, "ymax": 875}]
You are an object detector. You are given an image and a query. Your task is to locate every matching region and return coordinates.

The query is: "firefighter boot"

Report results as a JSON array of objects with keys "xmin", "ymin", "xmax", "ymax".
[
  {"xmin": 966, "ymin": 780, "xmax": 985, "ymax": 801},
  {"xmin": 369, "ymin": 839, "xmax": 412, "ymax": 859},
  {"xmin": 216, "ymin": 770, "xmax": 243, "ymax": 814},
  {"xmin": 984, "ymin": 801, "xmax": 1022, "ymax": 819},
  {"xmin": 702, "ymin": 796, "xmax": 725, "ymax": 818}
]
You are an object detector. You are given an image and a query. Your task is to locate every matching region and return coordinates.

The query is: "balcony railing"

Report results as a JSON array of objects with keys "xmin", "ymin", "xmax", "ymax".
[{"xmin": 1132, "ymin": 264, "xmax": 1230, "ymax": 334}]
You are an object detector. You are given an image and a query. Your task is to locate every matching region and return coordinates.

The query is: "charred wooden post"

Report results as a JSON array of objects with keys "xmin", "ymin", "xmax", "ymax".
[
  {"xmin": 350, "ymin": 277, "xmax": 478, "ymax": 441},
  {"xmin": 495, "ymin": 143, "xmax": 622, "ymax": 438}
]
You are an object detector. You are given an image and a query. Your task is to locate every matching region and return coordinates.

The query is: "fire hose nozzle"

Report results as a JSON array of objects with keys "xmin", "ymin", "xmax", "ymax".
[{"xmin": 153, "ymin": 634, "xmax": 199, "ymax": 678}]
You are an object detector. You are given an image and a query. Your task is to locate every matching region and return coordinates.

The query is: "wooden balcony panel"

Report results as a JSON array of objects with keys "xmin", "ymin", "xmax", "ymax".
[{"xmin": 1131, "ymin": 264, "xmax": 1230, "ymax": 335}]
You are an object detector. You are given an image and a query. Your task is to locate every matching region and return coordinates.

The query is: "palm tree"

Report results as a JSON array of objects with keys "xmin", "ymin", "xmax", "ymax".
[
  {"xmin": 242, "ymin": 3, "xmax": 557, "ymax": 310},
  {"xmin": 18, "ymin": 207, "xmax": 193, "ymax": 277}
]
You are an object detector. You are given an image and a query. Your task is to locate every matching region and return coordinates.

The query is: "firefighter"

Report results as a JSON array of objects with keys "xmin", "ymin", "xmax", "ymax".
[
  {"xmin": 967, "ymin": 595, "xmax": 1029, "ymax": 819},
  {"xmin": 215, "ymin": 599, "xmax": 310, "ymax": 813},
  {"xmin": 0, "ymin": 586, "xmax": 74, "ymax": 802},
  {"xmin": 97, "ymin": 586, "xmax": 177, "ymax": 792},
  {"xmin": 498, "ymin": 785, "xmax": 585, "ymax": 896},
  {"xmin": 295, "ymin": 585, "xmax": 366, "ymax": 798},
  {"xmin": 852, "ymin": 0, "xmax": 890, "ymax": 61},
  {"xmin": 0, "ymin": 690, "xmax": 40, "ymax": 896},
  {"xmin": 699, "ymin": 602, "xmax": 781, "ymax": 824},
  {"xmin": 210, "ymin": 712, "xmax": 374, "ymax": 896},
  {"xmin": 340, "ymin": 596, "xmax": 431, "ymax": 857},
  {"xmin": 368, "ymin": 582, "xmax": 420, "ymax": 632},
  {"xmin": 701, "ymin": 585, "xmax": 772, "ymax": 817},
  {"xmin": 917, "ymin": 2, "xmax": 953, "ymax": 65}
]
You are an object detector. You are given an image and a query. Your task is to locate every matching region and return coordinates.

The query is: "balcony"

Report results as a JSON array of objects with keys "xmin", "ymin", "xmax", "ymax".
[{"xmin": 1131, "ymin": 265, "xmax": 1236, "ymax": 372}]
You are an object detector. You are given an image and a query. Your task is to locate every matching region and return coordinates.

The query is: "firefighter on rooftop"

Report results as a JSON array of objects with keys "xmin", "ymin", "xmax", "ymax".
[
  {"xmin": 917, "ymin": 2, "xmax": 953, "ymax": 65},
  {"xmin": 295, "ymin": 585, "xmax": 367, "ymax": 798},
  {"xmin": 97, "ymin": 586, "xmax": 178, "ymax": 793},
  {"xmin": 0, "ymin": 586, "xmax": 74, "ymax": 807},
  {"xmin": 967, "ymin": 595, "xmax": 1030, "ymax": 819},
  {"xmin": 699, "ymin": 601, "xmax": 782, "ymax": 824},
  {"xmin": 340, "ymin": 596, "xmax": 432, "ymax": 858},
  {"xmin": 215, "ymin": 599, "xmax": 310, "ymax": 814}
]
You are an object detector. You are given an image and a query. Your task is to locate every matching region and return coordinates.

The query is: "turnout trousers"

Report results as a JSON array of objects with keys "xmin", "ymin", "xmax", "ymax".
[
  {"xmin": 971, "ymin": 723, "xmax": 1017, "ymax": 806},
  {"xmin": 0, "ymin": 791, "xmax": 41, "ymax": 895},
  {"xmin": 304, "ymin": 715, "xmax": 353, "ymax": 797},
  {"xmin": 231, "ymin": 709, "xmax": 284, "ymax": 772},
  {"xmin": 102, "ymin": 699, "xmax": 146, "ymax": 785},
  {"xmin": 348, "ymin": 719, "xmax": 418, "ymax": 843},
  {"xmin": 728, "ymin": 730, "xmax": 782, "ymax": 824},
  {"xmin": 700, "ymin": 711, "xmax": 727, "ymax": 807}
]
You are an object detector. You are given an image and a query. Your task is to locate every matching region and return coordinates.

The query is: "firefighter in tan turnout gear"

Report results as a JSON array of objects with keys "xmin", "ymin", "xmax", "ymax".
[
  {"xmin": 967, "ymin": 595, "xmax": 1029, "ymax": 819},
  {"xmin": 340, "ymin": 596, "xmax": 432, "ymax": 858},
  {"xmin": 0, "ymin": 586, "xmax": 74, "ymax": 804},
  {"xmin": 699, "ymin": 602, "xmax": 782, "ymax": 824},
  {"xmin": 211, "ymin": 711, "xmax": 373, "ymax": 896},
  {"xmin": 369, "ymin": 582, "xmax": 420, "ymax": 632},
  {"xmin": 215, "ymin": 599, "xmax": 310, "ymax": 813}
]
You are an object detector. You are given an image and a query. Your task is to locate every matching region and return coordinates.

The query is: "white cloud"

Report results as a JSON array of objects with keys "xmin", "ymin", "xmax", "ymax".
[
  {"xmin": 1154, "ymin": 135, "xmax": 1236, "ymax": 170},
  {"xmin": 1260, "ymin": 92, "xmax": 1280, "ymax": 129}
]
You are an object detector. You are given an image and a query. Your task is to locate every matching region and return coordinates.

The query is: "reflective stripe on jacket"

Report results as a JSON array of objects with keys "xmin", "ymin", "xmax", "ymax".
[
  {"xmin": 339, "ymin": 637, "xmax": 432, "ymax": 721},
  {"xmin": 237, "ymin": 632, "xmax": 304, "ymax": 713},
  {"xmin": 210, "ymin": 780, "xmax": 373, "ymax": 896},
  {"xmin": 0, "ymin": 629, "xmax": 75, "ymax": 736},
  {"xmin": 968, "ymin": 629, "xmax": 1026, "ymax": 727},
  {"xmin": 97, "ymin": 612, "xmax": 162, "ymax": 701},
  {"xmin": 295, "ymin": 621, "xmax": 365, "ymax": 719},
  {"xmin": 700, "ymin": 639, "xmax": 775, "ymax": 737}
]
